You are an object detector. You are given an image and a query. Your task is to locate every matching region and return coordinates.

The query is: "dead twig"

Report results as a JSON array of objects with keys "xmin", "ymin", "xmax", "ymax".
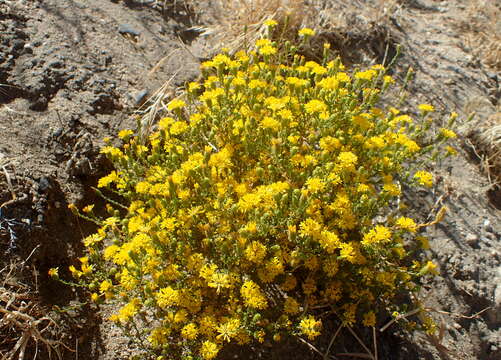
[
  {"xmin": 297, "ymin": 336, "xmax": 324, "ymax": 358},
  {"xmin": 324, "ymin": 323, "xmax": 343, "ymax": 359},
  {"xmin": 0, "ymin": 261, "xmax": 72, "ymax": 360},
  {"xmin": 379, "ymin": 308, "xmax": 421, "ymax": 332},
  {"xmin": 346, "ymin": 326, "xmax": 375, "ymax": 360},
  {"xmin": 336, "ymin": 353, "xmax": 373, "ymax": 359}
]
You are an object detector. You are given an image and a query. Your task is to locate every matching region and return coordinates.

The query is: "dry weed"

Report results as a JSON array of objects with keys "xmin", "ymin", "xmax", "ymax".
[
  {"xmin": 190, "ymin": 0, "xmax": 404, "ymax": 55},
  {"xmin": 467, "ymin": 111, "xmax": 501, "ymax": 185},
  {"xmin": 455, "ymin": 0, "xmax": 501, "ymax": 71},
  {"xmin": 0, "ymin": 261, "xmax": 68, "ymax": 360},
  {"xmin": 191, "ymin": 0, "xmax": 308, "ymax": 52}
]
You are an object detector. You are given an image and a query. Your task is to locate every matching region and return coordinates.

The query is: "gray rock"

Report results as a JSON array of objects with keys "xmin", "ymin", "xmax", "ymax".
[
  {"xmin": 133, "ymin": 89, "xmax": 149, "ymax": 106},
  {"xmin": 38, "ymin": 176, "xmax": 51, "ymax": 192},
  {"xmin": 118, "ymin": 24, "xmax": 141, "ymax": 37}
]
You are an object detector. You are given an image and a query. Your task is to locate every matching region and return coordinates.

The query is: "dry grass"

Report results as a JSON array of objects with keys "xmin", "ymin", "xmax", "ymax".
[
  {"xmin": 191, "ymin": 0, "xmax": 308, "ymax": 52},
  {"xmin": 0, "ymin": 261, "xmax": 67, "ymax": 360},
  {"xmin": 190, "ymin": 0, "xmax": 404, "ymax": 55},
  {"xmin": 455, "ymin": 0, "xmax": 501, "ymax": 71},
  {"xmin": 467, "ymin": 110, "xmax": 501, "ymax": 186}
]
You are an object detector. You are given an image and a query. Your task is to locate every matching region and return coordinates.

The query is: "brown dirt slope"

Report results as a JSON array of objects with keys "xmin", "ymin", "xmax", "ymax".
[{"xmin": 0, "ymin": 0, "xmax": 500, "ymax": 359}]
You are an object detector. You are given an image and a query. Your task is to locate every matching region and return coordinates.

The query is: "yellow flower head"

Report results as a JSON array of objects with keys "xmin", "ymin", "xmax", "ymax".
[
  {"xmin": 418, "ymin": 103, "xmax": 435, "ymax": 113},
  {"xmin": 440, "ymin": 128, "xmax": 457, "ymax": 139},
  {"xmin": 414, "ymin": 171, "xmax": 433, "ymax": 187},
  {"xmin": 167, "ymin": 99, "xmax": 186, "ymax": 111},
  {"xmin": 298, "ymin": 28, "xmax": 315, "ymax": 37},
  {"xmin": 200, "ymin": 341, "xmax": 220, "ymax": 360},
  {"xmin": 395, "ymin": 217, "xmax": 417, "ymax": 233},
  {"xmin": 299, "ymin": 315, "xmax": 322, "ymax": 340},
  {"xmin": 241, "ymin": 281, "xmax": 268, "ymax": 309},
  {"xmin": 264, "ymin": 19, "xmax": 278, "ymax": 27}
]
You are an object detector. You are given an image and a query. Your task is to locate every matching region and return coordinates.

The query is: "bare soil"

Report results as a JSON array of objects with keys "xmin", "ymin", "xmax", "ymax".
[{"xmin": 0, "ymin": 0, "xmax": 500, "ymax": 359}]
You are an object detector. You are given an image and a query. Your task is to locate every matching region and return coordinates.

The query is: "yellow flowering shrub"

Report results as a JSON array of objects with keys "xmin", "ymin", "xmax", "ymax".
[{"xmin": 66, "ymin": 29, "xmax": 458, "ymax": 359}]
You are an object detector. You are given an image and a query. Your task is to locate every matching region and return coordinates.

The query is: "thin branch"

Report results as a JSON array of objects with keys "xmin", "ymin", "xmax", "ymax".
[
  {"xmin": 346, "ymin": 326, "xmax": 375, "ymax": 360},
  {"xmin": 324, "ymin": 324, "xmax": 343, "ymax": 360},
  {"xmin": 380, "ymin": 308, "xmax": 421, "ymax": 332}
]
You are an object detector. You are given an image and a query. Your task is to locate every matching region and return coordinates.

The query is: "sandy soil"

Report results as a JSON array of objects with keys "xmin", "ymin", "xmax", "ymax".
[{"xmin": 0, "ymin": 0, "xmax": 499, "ymax": 359}]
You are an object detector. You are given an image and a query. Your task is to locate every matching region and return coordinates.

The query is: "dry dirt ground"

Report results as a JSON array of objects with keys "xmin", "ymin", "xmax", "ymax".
[{"xmin": 0, "ymin": 0, "xmax": 500, "ymax": 359}]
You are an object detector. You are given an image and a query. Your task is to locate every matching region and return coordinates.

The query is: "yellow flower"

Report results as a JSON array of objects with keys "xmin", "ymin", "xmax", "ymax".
[
  {"xmin": 337, "ymin": 151, "xmax": 358, "ymax": 170},
  {"xmin": 100, "ymin": 280, "xmax": 113, "ymax": 293},
  {"xmin": 299, "ymin": 218, "xmax": 322, "ymax": 238},
  {"xmin": 264, "ymin": 19, "xmax": 278, "ymax": 27},
  {"xmin": 383, "ymin": 183, "xmax": 401, "ymax": 197},
  {"xmin": 281, "ymin": 274, "xmax": 297, "ymax": 291},
  {"xmin": 355, "ymin": 69, "xmax": 377, "ymax": 81},
  {"xmin": 298, "ymin": 28, "xmax": 315, "ymax": 37},
  {"xmin": 319, "ymin": 136, "xmax": 341, "ymax": 152},
  {"xmin": 241, "ymin": 280, "xmax": 268, "ymax": 309},
  {"xmin": 342, "ymin": 303, "xmax": 357, "ymax": 326},
  {"xmin": 395, "ymin": 217, "xmax": 417, "ymax": 232},
  {"xmin": 446, "ymin": 145, "xmax": 457, "ymax": 156},
  {"xmin": 418, "ymin": 103, "xmax": 435, "ymax": 113},
  {"xmin": 259, "ymin": 45, "xmax": 277, "ymax": 56},
  {"xmin": 181, "ymin": 323, "xmax": 198, "ymax": 340},
  {"xmin": 103, "ymin": 244, "xmax": 120, "ymax": 260},
  {"xmin": 116, "ymin": 298, "xmax": 140, "ymax": 323},
  {"xmin": 167, "ymin": 99, "xmax": 186, "ymax": 111},
  {"xmin": 208, "ymin": 272, "xmax": 232, "ymax": 293},
  {"xmin": 414, "ymin": 171, "xmax": 433, "ymax": 187},
  {"xmin": 200, "ymin": 341, "xmax": 219, "ymax": 360},
  {"xmin": 422, "ymin": 315, "xmax": 438, "ymax": 335},
  {"xmin": 383, "ymin": 75, "xmax": 394, "ymax": 84},
  {"xmin": 48, "ymin": 267, "xmax": 59, "ymax": 278},
  {"xmin": 421, "ymin": 261, "xmax": 438, "ymax": 275},
  {"xmin": 149, "ymin": 327, "xmax": 170, "ymax": 348},
  {"xmin": 362, "ymin": 225, "xmax": 392, "ymax": 246},
  {"xmin": 170, "ymin": 121, "xmax": 188, "ymax": 135},
  {"xmin": 261, "ymin": 116, "xmax": 281, "ymax": 131},
  {"xmin": 255, "ymin": 38, "xmax": 272, "ymax": 48},
  {"xmin": 97, "ymin": 171, "xmax": 119, "ymax": 188},
  {"xmin": 248, "ymin": 79, "xmax": 267, "ymax": 89},
  {"xmin": 305, "ymin": 99, "xmax": 327, "ymax": 114},
  {"xmin": 440, "ymin": 128, "xmax": 457, "ymax": 139},
  {"xmin": 319, "ymin": 230, "xmax": 340, "ymax": 254},
  {"xmin": 216, "ymin": 318, "xmax": 240, "ymax": 342},
  {"xmin": 305, "ymin": 177, "xmax": 325, "ymax": 193},
  {"xmin": 339, "ymin": 242, "xmax": 357, "ymax": 263},
  {"xmin": 188, "ymin": 82, "xmax": 201, "ymax": 93},
  {"xmin": 299, "ymin": 315, "xmax": 322, "ymax": 340},
  {"xmin": 317, "ymin": 76, "xmax": 339, "ymax": 90},
  {"xmin": 156, "ymin": 287, "xmax": 180, "ymax": 308},
  {"xmin": 245, "ymin": 241, "xmax": 267, "ymax": 263},
  {"xmin": 118, "ymin": 129, "xmax": 133, "ymax": 139}
]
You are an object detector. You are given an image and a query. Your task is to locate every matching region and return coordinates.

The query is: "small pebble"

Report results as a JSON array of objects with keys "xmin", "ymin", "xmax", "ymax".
[
  {"xmin": 118, "ymin": 24, "xmax": 141, "ymax": 37},
  {"xmin": 52, "ymin": 128, "xmax": 63, "ymax": 138},
  {"xmin": 38, "ymin": 176, "xmax": 51, "ymax": 192},
  {"xmin": 465, "ymin": 233, "xmax": 478, "ymax": 246},
  {"xmin": 133, "ymin": 89, "xmax": 149, "ymax": 106},
  {"xmin": 483, "ymin": 219, "xmax": 494, "ymax": 232}
]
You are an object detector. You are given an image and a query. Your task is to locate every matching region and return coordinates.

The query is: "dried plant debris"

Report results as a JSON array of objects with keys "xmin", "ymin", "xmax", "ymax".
[{"xmin": 0, "ymin": 262, "xmax": 67, "ymax": 360}]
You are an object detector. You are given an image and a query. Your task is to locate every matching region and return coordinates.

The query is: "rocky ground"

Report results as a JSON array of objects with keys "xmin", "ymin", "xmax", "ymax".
[{"xmin": 0, "ymin": 0, "xmax": 500, "ymax": 359}]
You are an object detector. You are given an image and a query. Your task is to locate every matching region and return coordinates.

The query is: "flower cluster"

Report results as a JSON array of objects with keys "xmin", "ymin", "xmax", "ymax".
[{"xmin": 65, "ymin": 29, "xmax": 457, "ymax": 359}]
